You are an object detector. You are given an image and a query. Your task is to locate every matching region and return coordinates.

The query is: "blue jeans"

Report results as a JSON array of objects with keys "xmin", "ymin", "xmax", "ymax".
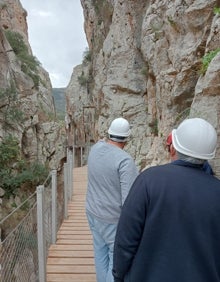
[{"xmin": 86, "ymin": 211, "xmax": 117, "ymax": 282}]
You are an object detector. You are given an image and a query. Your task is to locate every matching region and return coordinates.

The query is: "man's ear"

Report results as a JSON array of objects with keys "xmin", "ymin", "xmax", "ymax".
[{"xmin": 170, "ymin": 144, "xmax": 176, "ymax": 157}]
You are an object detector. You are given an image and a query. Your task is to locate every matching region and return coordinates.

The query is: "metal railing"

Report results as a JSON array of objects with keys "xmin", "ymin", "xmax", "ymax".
[{"xmin": 0, "ymin": 150, "xmax": 74, "ymax": 282}]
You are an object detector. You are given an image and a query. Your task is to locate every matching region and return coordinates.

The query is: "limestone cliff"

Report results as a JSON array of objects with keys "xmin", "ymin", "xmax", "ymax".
[
  {"xmin": 0, "ymin": 0, "xmax": 66, "ymax": 170},
  {"xmin": 66, "ymin": 0, "xmax": 220, "ymax": 177}
]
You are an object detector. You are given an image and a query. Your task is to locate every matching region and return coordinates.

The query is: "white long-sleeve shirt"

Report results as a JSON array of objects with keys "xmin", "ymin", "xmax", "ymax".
[{"xmin": 86, "ymin": 140, "xmax": 139, "ymax": 223}]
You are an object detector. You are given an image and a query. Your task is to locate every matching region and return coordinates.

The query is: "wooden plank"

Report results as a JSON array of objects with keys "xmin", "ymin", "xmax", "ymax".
[
  {"xmin": 68, "ymin": 208, "xmax": 87, "ymax": 212},
  {"xmin": 47, "ymin": 257, "xmax": 94, "ymax": 265},
  {"xmin": 58, "ymin": 227, "xmax": 90, "ymax": 230},
  {"xmin": 57, "ymin": 234, "xmax": 92, "ymax": 240},
  {"xmin": 47, "ymin": 273, "xmax": 96, "ymax": 282},
  {"xmin": 61, "ymin": 219, "xmax": 88, "ymax": 223},
  {"xmin": 56, "ymin": 239, "xmax": 93, "ymax": 245},
  {"xmin": 49, "ymin": 244, "xmax": 93, "ymax": 251},
  {"xmin": 48, "ymin": 250, "xmax": 94, "ymax": 258},
  {"xmin": 59, "ymin": 223, "xmax": 88, "ymax": 227},
  {"xmin": 60, "ymin": 223, "xmax": 88, "ymax": 227},
  {"xmin": 57, "ymin": 230, "xmax": 91, "ymax": 235},
  {"xmin": 47, "ymin": 265, "xmax": 95, "ymax": 273},
  {"xmin": 68, "ymin": 207, "xmax": 86, "ymax": 210},
  {"xmin": 58, "ymin": 226, "xmax": 90, "ymax": 231}
]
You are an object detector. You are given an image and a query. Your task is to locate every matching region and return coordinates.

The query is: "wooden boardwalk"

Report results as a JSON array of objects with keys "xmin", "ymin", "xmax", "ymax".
[{"xmin": 47, "ymin": 166, "xmax": 96, "ymax": 282}]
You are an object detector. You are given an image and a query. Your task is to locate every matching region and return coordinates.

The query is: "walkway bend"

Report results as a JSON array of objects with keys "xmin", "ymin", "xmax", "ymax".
[{"xmin": 47, "ymin": 166, "xmax": 96, "ymax": 282}]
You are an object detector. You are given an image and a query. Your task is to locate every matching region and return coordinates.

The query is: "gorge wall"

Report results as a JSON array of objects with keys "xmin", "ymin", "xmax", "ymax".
[
  {"xmin": 1, "ymin": 0, "xmax": 219, "ymax": 178},
  {"xmin": 0, "ymin": 0, "xmax": 66, "ymax": 171},
  {"xmin": 66, "ymin": 0, "xmax": 220, "ymax": 177}
]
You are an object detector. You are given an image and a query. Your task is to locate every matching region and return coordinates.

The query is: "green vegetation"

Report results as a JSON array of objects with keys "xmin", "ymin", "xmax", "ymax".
[
  {"xmin": 0, "ymin": 3, "xmax": 7, "ymax": 9},
  {"xmin": 200, "ymin": 48, "xmax": 220, "ymax": 75},
  {"xmin": 214, "ymin": 7, "xmax": 220, "ymax": 15},
  {"xmin": 141, "ymin": 66, "xmax": 149, "ymax": 77},
  {"xmin": 0, "ymin": 135, "xmax": 49, "ymax": 197},
  {"xmin": 0, "ymin": 84, "xmax": 25, "ymax": 127},
  {"xmin": 167, "ymin": 16, "xmax": 175, "ymax": 25},
  {"xmin": 149, "ymin": 118, "xmax": 158, "ymax": 136},
  {"xmin": 4, "ymin": 30, "xmax": 40, "ymax": 88},
  {"xmin": 167, "ymin": 16, "xmax": 178, "ymax": 32},
  {"xmin": 167, "ymin": 16, "xmax": 177, "ymax": 28},
  {"xmin": 78, "ymin": 71, "xmax": 89, "ymax": 87},
  {"xmin": 83, "ymin": 48, "xmax": 92, "ymax": 64}
]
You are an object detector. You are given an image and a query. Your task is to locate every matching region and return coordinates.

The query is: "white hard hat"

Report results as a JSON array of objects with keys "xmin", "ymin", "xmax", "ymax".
[
  {"xmin": 108, "ymin": 117, "xmax": 131, "ymax": 139},
  {"xmin": 172, "ymin": 118, "xmax": 217, "ymax": 160}
]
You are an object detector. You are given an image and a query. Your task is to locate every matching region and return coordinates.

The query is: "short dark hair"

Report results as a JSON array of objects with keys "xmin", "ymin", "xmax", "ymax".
[{"xmin": 109, "ymin": 134, "xmax": 127, "ymax": 142}]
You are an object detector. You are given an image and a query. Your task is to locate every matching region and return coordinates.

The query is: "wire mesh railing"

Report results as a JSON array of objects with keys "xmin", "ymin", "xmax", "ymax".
[
  {"xmin": 0, "ymin": 193, "xmax": 38, "ymax": 282},
  {"xmin": 0, "ymin": 171, "xmax": 56, "ymax": 282},
  {"xmin": 0, "ymin": 149, "xmax": 74, "ymax": 282}
]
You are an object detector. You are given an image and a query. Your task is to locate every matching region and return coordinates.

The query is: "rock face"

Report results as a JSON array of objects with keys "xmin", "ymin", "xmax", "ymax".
[
  {"xmin": 0, "ymin": 0, "xmax": 66, "ymax": 170},
  {"xmin": 66, "ymin": 0, "xmax": 220, "ymax": 177}
]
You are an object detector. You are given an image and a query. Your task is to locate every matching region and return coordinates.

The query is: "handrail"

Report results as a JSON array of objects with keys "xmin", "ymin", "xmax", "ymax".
[{"xmin": 0, "ymin": 191, "xmax": 36, "ymax": 226}]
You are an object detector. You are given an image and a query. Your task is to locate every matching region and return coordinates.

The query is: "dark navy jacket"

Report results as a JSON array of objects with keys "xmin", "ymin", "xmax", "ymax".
[{"xmin": 113, "ymin": 161, "xmax": 220, "ymax": 282}]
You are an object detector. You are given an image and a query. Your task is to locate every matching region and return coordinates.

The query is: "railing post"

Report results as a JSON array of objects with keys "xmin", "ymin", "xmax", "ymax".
[
  {"xmin": 64, "ymin": 163, "xmax": 68, "ymax": 219},
  {"xmin": 72, "ymin": 146, "xmax": 75, "ymax": 197},
  {"xmin": 51, "ymin": 170, "xmax": 57, "ymax": 244},
  {"xmin": 72, "ymin": 146, "xmax": 75, "ymax": 170},
  {"xmin": 68, "ymin": 150, "xmax": 73, "ymax": 200},
  {"xmin": 80, "ymin": 146, "xmax": 83, "ymax": 167},
  {"xmin": 37, "ymin": 185, "xmax": 46, "ymax": 282}
]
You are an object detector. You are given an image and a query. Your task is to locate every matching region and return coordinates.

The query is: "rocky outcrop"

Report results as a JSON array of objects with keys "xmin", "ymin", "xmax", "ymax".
[
  {"xmin": 0, "ymin": 0, "xmax": 66, "ymax": 170},
  {"xmin": 66, "ymin": 0, "xmax": 220, "ymax": 177}
]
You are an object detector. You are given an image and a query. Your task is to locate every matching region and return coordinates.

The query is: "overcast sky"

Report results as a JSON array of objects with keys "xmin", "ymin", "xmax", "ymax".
[{"xmin": 20, "ymin": 0, "xmax": 88, "ymax": 88}]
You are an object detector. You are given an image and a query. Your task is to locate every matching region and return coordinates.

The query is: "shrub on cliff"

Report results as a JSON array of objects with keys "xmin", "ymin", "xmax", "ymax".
[
  {"xmin": 4, "ymin": 30, "xmax": 40, "ymax": 89},
  {"xmin": 0, "ymin": 135, "xmax": 48, "ymax": 197}
]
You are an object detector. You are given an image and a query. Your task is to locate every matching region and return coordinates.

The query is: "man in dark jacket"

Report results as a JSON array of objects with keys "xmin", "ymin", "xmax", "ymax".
[{"xmin": 112, "ymin": 118, "xmax": 220, "ymax": 282}]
